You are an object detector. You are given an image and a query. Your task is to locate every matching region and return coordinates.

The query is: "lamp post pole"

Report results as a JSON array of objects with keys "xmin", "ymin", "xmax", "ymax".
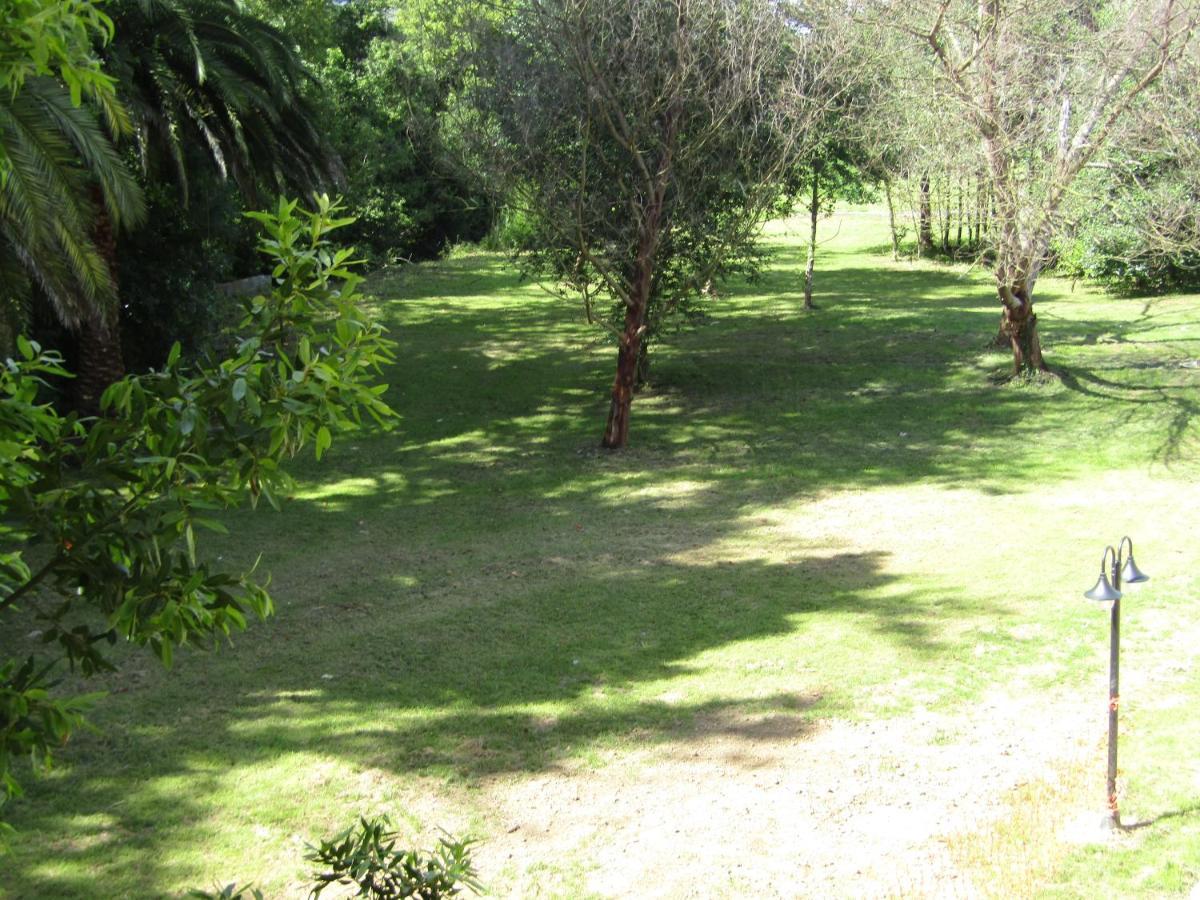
[
  {"xmin": 1105, "ymin": 555, "xmax": 1121, "ymax": 826},
  {"xmin": 1084, "ymin": 536, "xmax": 1148, "ymax": 830}
]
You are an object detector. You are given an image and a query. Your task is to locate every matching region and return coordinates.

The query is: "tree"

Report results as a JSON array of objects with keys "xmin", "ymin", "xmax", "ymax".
[
  {"xmin": 471, "ymin": 0, "xmax": 833, "ymax": 449},
  {"xmin": 105, "ymin": 0, "xmax": 338, "ymax": 203},
  {"xmin": 50, "ymin": 0, "xmax": 342, "ymax": 413},
  {"xmin": 244, "ymin": 0, "xmax": 493, "ymax": 262},
  {"xmin": 1055, "ymin": 33, "xmax": 1200, "ymax": 293},
  {"xmin": 0, "ymin": 0, "xmax": 121, "ymax": 112},
  {"xmin": 312, "ymin": 26, "xmax": 490, "ymax": 260},
  {"xmin": 790, "ymin": 95, "xmax": 878, "ymax": 309},
  {"xmin": 873, "ymin": 0, "xmax": 1197, "ymax": 375},
  {"xmin": 0, "ymin": 0, "xmax": 144, "ymax": 359},
  {"xmin": 0, "ymin": 197, "xmax": 395, "ymax": 820}
]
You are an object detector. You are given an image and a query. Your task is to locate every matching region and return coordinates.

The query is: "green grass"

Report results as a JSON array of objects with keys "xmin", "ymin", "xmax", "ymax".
[{"xmin": 3, "ymin": 208, "xmax": 1199, "ymax": 897}]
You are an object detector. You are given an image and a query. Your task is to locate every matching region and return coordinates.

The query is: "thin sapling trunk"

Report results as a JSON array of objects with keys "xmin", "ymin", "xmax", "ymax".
[{"xmin": 804, "ymin": 167, "xmax": 820, "ymax": 310}]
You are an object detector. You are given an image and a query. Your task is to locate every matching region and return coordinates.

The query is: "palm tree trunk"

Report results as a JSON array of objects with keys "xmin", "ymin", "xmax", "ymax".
[
  {"xmin": 74, "ymin": 189, "xmax": 125, "ymax": 416},
  {"xmin": 74, "ymin": 311, "xmax": 125, "ymax": 415}
]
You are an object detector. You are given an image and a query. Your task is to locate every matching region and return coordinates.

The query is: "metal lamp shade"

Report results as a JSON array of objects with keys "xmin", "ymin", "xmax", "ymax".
[
  {"xmin": 1085, "ymin": 572, "xmax": 1122, "ymax": 602},
  {"xmin": 1120, "ymin": 553, "xmax": 1149, "ymax": 584}
]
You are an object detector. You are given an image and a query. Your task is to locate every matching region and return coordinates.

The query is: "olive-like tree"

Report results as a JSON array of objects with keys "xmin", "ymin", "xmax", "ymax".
[
  {"xmin": 473, "ymin": 0, "xmax": 835, "ymax": 448},
  {"xmin": 874, "ymin": 0, "xmax": 1197, "ymax": 375}
]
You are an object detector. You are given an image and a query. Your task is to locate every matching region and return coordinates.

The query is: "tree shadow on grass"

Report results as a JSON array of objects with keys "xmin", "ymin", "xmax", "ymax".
[
  {"xmin": 5, "ymin": 240, "xmax": 1198, "ymax": 895},
  {"xmin": 1046, "ymin": 296, "xmax": 1200, "ymax": 466},
  {"xmin": 2, "ymin": 546, "xmax": 988, "ymax": 897},
  {"xmin": 290, "ymin": 256, "xmax": 1095, "ymax": 517}
]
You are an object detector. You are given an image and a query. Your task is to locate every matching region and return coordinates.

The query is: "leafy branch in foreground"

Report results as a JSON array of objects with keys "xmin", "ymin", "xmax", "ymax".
[
  {"xmin": 188, "ymin": 816, "xmax": 480, "ymax": 900},
  {"xmin": 307, "ymin": 816, "xmax": 481, "ymax": 900},
  {"xmin": 0, "ymin": 195, "xmax": 395, "ymax": 820}
]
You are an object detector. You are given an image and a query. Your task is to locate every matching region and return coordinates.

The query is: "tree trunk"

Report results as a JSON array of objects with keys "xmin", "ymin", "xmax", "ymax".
[
  {"xmin": 74, "ymin": 189, "xmax": 124, "ymax": 416},
  {"xmin": 601, "ymin": 303, "xmax": 643, "ymax": 449},
  {"xmin": 956, "ymin": 178, "xmax": 964, "ymax": 249},
  {"xmin": 803, "ymin": 168, "xmax": 819, "ymax": 310},
  {"xmin": 918, "ymin": 172, "xmax": 933, "ymax": 256},
  {"xmin": 997, "ymin": 284, "xmax": 1048, "ymax": 375},
  {"xmin": 940, "ymin": 176, "xmax": 951, "ymax": 252},
  {"xmin": 964, "ymin": 176, "xmax": 974, "ymax": 248},
  {"xmin": 75, "ymin": 311, "xmax": 126, "ymax": 415},
  {"xmin": 602, "ymin": 194, "xmax": 664, "ymax": 449},
  {"xmin": 635, "ymin": 339, "xmax": 651, "ymax": 390},
  {"xmin": 884, "ymin": 178, "xmax": 900, "ymax": 261}
]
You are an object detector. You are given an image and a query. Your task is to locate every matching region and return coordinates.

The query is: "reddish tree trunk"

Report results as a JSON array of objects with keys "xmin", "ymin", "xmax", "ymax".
[
  {"xmin": 601, "ymin": 298, "xmax": 645, "ymax": 450},
  {"xmin": 602, "ymin": 196, "xmax": 663, "ymax": 450}
]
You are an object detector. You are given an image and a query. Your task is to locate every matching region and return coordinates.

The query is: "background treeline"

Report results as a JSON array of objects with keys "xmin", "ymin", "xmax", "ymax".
[
  {"xmin": 880, "ymin": 163, "xmax": 1200, "ymax": 295},
  {"xmin": 4, "ymin": 0, "xmax": 492, "ymax": 381},
  {"xmin": 8, "ymin": 0, "xmax": 1200, "ymax": 393}
]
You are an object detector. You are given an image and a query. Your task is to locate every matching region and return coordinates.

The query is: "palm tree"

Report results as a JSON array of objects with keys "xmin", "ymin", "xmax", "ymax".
[
  {"xmin": 106, "ymin": 0, "xmax": 339, "ymax": 202},
  {"xmin": 0, "ymin": 77, "xmax": 145, "ymax": 360},
  {"xmin": 54, "ymin": 0, "xmax": 340, "ymax": 409},
  {"xmin": 2, "ymin": 0, "xmax": 336, "ymax": 410}
]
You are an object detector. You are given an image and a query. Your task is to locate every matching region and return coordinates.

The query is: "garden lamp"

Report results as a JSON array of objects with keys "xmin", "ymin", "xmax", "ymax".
[{"xmin": 1083, "ymin": 536, "xmax": 1148, "ymax": 829}]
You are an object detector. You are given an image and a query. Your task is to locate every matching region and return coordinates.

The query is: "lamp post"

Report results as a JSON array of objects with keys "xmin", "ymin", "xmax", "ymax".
[{"xmin": 1083, "ymin": 535, "xmax": 1149, "ymax": 829}]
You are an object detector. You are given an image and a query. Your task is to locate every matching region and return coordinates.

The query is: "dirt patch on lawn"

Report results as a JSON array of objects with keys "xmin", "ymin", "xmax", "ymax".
[{"xmin": 476, "ymin": 680, "xmax": 1102, "ymax": 898}]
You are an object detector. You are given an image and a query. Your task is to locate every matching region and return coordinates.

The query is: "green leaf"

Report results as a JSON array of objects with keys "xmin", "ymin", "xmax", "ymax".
[
  {"xmin": 232, "ymin": 377, "xmax": 247, "ymax": 402},
  {"xmin": 315, "ymin": 426, "xmax": 332, "ymax": 460}
]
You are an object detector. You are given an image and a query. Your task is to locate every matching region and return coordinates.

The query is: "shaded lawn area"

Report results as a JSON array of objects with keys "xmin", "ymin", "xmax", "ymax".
[{"xmin": 2, "ymin": 209, "xmax": 1198, "ymax": 897}]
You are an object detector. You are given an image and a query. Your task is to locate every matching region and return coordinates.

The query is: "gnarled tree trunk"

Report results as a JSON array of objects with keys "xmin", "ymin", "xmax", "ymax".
[{"xmin": 997, "ymin": 282, "xmax": 1047, "ymax": 375}]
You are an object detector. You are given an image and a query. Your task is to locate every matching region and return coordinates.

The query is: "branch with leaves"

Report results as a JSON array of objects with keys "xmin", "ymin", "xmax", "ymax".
[{"xmin": 0, "ymin": 195, "xmax": 395, "ymax": 821}]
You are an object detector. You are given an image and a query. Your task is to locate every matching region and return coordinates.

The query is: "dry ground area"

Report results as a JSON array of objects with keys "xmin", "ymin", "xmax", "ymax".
[{"xmin": 481, "ymin": 685, "xmax": 1100, "ymax": 898}]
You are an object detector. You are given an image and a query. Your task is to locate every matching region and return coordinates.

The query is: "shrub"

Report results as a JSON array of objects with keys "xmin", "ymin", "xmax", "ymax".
[
  {"xmin": 308, "ymin": 816, "xmax": 481, "ymax": 900},
  {"xmin": 189, "ymin": 817, "xmax": 481, "ymax": 900},
  {"xmin": 0, "ymin": 196, "xmax": 394, "ymax": 818}
]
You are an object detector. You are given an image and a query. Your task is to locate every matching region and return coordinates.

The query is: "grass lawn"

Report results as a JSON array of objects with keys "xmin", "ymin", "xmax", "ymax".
[{"xmin": 2, "ymin": 209, "xmax": 1198, "ymax": 897}]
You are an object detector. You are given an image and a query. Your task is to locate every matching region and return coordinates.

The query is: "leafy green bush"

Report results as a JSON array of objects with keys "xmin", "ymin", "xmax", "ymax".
[
  {"xmin": 1056, "ymin": 153, "xmax": 1200, "ymax": 294},
  {"xmin": 481, "ymin": 203, "xmax": 538, "ymax": 252},
  {"xmin": 1055, "ymin": 222, "xmax": 1200, "ymax": 295},
  {"xmin": 0, "ymin": 196, "xmax": 394, "ymax": 819},
  {"xmin": 188, "ymin": 817, "xmax": 481, "ymax": 900},
  {"xmin": 312, "ymin": 31, "xmax": 490, "ymax": 263},
  {"xmin": 308, "ymin": 816, "xmax": 481, "ymax": 899}
]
